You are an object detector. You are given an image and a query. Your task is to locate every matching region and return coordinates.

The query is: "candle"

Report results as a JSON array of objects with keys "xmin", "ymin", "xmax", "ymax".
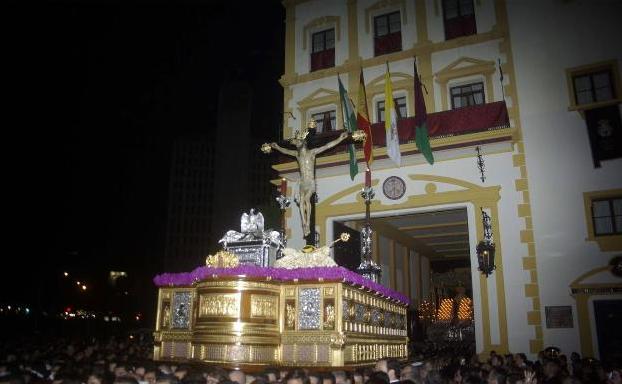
[
  {"xmin": 280, "ymin": 178, "xmax": 287, "ymax": 195},
  {"xmin": 365, "ymin": 168, "xmax": 371, "ymax": 188}
]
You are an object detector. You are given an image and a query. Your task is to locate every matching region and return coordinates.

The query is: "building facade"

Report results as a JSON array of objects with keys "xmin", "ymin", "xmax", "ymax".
[
  {"xmin": 275, "ymin": 0, "xmax": 622, "ymax": 359},
  {"xmin": 164, "ymin": 134, "xmax": 215, "ymax": 272}
]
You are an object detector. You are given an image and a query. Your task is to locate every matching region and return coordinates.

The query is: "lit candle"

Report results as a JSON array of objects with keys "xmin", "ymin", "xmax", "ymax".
[
  {"xmin": 280, "ymin": 178, "xmax": 287, "ymax": 195},
  {"xmin": 365, "ymin": 168, "xmax": 371, "ymax": 188}
]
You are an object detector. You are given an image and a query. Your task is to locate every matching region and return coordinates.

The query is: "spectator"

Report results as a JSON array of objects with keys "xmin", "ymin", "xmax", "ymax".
[{"xmin": 229, "ymin": 371, "xmax": 245, "ymax": 384}]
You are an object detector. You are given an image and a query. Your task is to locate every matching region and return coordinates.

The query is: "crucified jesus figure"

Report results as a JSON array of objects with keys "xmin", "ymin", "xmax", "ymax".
[{"xmin": 262, "ymin": 122, "xmax": 362, "ymax": 238}]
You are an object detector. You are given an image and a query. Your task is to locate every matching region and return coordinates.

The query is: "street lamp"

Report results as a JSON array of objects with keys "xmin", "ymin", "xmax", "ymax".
[{"xmin": 476, "ymin": 209, "xmax": 496, "ymax": 277}]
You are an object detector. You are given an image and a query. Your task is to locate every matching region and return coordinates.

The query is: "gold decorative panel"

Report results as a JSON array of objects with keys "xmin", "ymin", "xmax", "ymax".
[
  {"xmin": 285, "ymin": 300, "xmax": 296, "ymax": 329},
  {"xmin": 199, "ymin": 293, "xmax": 240, "ymax": 317},
  {"xmin": 155, "ymin": 278, "xmax": 408, "ymax": 368},
  {"xmin": 250, "ymin": 294, "xmax": 278, "ymax": 319}
]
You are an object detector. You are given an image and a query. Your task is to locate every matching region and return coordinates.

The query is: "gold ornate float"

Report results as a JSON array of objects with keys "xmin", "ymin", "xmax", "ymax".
[{"xmin": 153, "ymin": 266, "xmax": 408, "ymax": 369}]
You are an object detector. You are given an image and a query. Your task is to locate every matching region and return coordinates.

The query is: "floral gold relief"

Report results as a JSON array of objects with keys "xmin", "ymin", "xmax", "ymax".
[
  {"xmin": 324, "ymin": 302, "xmax": 335, "ymax": 330},
  {"xmin": 285, "ymin": 302, "xmax": 296, "ymax": 329},
  {"xmin": 199, "ymin": 293, "xmax": 240, "ymax": 317}
]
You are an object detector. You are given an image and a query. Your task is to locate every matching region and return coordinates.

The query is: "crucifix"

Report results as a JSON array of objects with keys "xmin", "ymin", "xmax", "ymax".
[{"xmin": 262, "ymin": 119, "xmax": 365, "ymax": 246}]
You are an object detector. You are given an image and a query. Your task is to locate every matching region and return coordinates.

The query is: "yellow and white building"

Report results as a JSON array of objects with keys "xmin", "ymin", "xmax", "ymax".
[{"xmin": 274, "ymin": 0, "xmax": 622, "ymax": 359}]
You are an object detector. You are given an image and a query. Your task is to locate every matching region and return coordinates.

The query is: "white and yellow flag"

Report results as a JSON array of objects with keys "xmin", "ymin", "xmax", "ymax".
[{"xmin": 384, "ymin": 64, "xmax": 401, "ymax": 166}]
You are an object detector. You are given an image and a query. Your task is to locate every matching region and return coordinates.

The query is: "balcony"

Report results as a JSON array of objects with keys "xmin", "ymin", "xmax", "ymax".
[
  {"xmin": 368, "ymin": 100, "xmax": 510, "ymax": 146},
  {"xmin": 274, "ymin": 101, "xmax": 512, "ymax": 169}
]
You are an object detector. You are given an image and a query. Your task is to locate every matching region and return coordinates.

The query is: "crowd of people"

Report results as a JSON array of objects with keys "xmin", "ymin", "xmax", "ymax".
[{"xmin": 0, "ymin": 336, "xmax": 619, "ymax": 384}]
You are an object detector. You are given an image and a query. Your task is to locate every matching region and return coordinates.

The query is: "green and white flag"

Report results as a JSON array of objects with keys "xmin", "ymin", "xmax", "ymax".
[{"xmin": 338, "ymin": 76, "xmax": 359, "ymax": 180}]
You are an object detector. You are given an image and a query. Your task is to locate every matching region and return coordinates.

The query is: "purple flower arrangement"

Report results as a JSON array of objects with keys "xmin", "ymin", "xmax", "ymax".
[{"xmin": 153, "ymin": 265, "xmax": 410, "ymax": 305}]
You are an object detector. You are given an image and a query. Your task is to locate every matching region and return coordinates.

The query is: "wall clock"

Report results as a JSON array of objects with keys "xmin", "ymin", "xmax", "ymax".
[{"xmin": 382, "ymin": 176, "xmax": 406, "ymax": 200}]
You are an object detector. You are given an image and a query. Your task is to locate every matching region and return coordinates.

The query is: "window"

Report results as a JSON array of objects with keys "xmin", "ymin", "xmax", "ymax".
[
  {"xmin": 374, "ymin": 11, "xmax": 402, "ymax": 56},
  {"xmin": 450, "ymin": 82, "xmax": 485, "ymax": 109},
  {"xmin": 377, "ymin": 96, "xmax": 407, "ymax": 123},
  {"xmin": 566, "ymin": 60, "xmax": 621, "ymax": 111},
  {"xmin": 573, "ymin": 70, "xmax": 615, "ymax": 105},
  {"xmin": 311, "ymin": 110, "xmax": 337, "ymax": 133},
  {"xmin": 311, "ymin": 29, "xmax": 335, "ymax": 72},
  {"xmin": 584, "ymin": 190, "xmax": 622, "ymax": 251},
  {"xmin": 443, "ymin": 0, "xmax": 476, "ymax": 40},
  {"xmin": 592, "ymin": 198, "xmax": 622, "ymax": 236}
]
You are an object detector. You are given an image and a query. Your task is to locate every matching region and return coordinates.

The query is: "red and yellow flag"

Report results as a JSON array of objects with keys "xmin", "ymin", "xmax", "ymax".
[{"xmin": 356, "ymin": 69, "xmax": 373, "ymax": 166}]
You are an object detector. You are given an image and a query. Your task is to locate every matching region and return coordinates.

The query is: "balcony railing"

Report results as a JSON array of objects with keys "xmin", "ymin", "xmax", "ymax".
[
  {"xmin": 368, "ymin": 100, "xmax": 510, "ymax": 146},
  {"xmin": 276, "ymin": 101, "xmax": 511, "ymax": 162}
]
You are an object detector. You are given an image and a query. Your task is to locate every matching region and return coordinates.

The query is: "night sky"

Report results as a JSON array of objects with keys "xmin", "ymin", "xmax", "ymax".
[{"xmin": 4, "ymin": 0, "xmax": 284, "ymax": 315}]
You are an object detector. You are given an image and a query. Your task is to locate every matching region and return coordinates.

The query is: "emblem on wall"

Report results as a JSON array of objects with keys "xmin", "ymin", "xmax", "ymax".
[{"xmin": 382, "ymin": 176, "xmax": 406, "ymax": 200}]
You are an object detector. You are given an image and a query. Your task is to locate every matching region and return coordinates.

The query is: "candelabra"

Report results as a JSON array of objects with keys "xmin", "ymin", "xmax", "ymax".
[
  {"xmin": 357, "ymin": 169, "xmax": 382, "ymax": 283},
  {"xmin": 276, "ymin": 178, "xmax": 291, "ymax": 251}
]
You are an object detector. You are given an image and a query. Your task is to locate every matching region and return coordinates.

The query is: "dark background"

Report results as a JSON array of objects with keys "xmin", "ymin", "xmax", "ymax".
[{"xmin": 4, "ymin": 0, "xmax": 284, "ymax": 335}]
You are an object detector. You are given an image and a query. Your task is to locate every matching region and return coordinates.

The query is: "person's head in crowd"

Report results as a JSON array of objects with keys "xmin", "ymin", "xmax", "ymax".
[
  {"xmin": 333, "ymin": 371, "xmax": 347, "ymax": 384},
  {"xmin": 134, "ymin": 364, "xmax": 146, "ymax": 380},
  {"xmin": 375, "ymin": 359, "xmax": 388, "ymax": 374},
  {"xmin": 114, "ymin": 365, "xmax": 129, "ymax": 379},
  {"xmin": 181, "ymin": 372, "xmax": 205, "ymax": 384},
  {"xmin": 463, "ymin": 374, "xmax": 484, "ymax": 384},
  {"xmin": 352, "ymin": 370, "xmax": 363, "ymax": 384},
  {"xmin": 0, "ymin": 364, "xmax": 9, "ymax": 378},
  {"xmin": 284, "ymin": 370, "xmax": 309, "ymax": 384},
  {"xmin": 308, "ymin": 373, "xmax": 320, "ymax": 384},
  {"xmin": 229, "ymin": 370, "xmax": 246, "ymax": 384},
  {"xmin": 368, "ymin": 371, "xmax": 389, "ymax": 384},
  {"xmin": 88, "ymin": 373, "xmax": 107, "ymax": 384},
  {"xmin": 280, "ymin": 370, "xmax": 291, "ymax": 381},
  {"xmin": 487, "ymin": 368, "xmax": 507, "ymax": 384},
  {"xmin": 114, "ymin": 377, "xmax": 139, "ymax": 384},
  {"xmin": 321, "ymin": 372, "xmax": 335, "ymax": 384},
  {"xmin": 205, "ymin": 368, "xmax": 226, "ymax": 384},
  {"xmin": 443, "ymin": 365, "xmax": 462, "ymax": 384},
  {"xmin": 561, "ymin": 377, "xmax": 581, "ymax": 384},
  {"xmin": 425, "ymin": 371, "xmax": 444, "ymax": 384},
  {"xmin": 514, "ymin": 354, "xmax": 527, "ymax": 369},
  {"xmin": 143, "ymin": 369, "xmax": 156, "ymax": 384},
  {"xmin": 607, "ymin": 368, "xmax": 622, "ymax": 384},
  {"xmin": 173, "ymin": 366, "xmax": 190, "ymax": 382},
  {"xmin": 544, "ymin": 359, "xmax": 561, "ymax": 380},
  {"xmin": 385, "ymin": 359, "xmax": 400, "ymax": 383},
  {"xmin": 491, "ymin": 355, "xmax": 504, "ymax": 368},
  {"xmin": 570, "ymin": 352, "xmax": 581, "ymax": 363},
  {"xmin": 400, "ymin": 365, "xmax": 414, "ymax": 382},
  {"xmin": 263, "ymin": 368, "xmax": 279, "ymax": 383},
  {"xmin": 250, "ymin": 374, "xmax": 268, "ymax": 384},
  {"xmin": 156, "ymin": 375, "xmax": 179, "ymax": 384}
]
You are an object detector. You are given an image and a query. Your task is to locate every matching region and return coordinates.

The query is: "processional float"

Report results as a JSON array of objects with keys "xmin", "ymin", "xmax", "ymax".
[{"xmin": 152, "ymin": 121, "xmax": 407, "ymax": 370}]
